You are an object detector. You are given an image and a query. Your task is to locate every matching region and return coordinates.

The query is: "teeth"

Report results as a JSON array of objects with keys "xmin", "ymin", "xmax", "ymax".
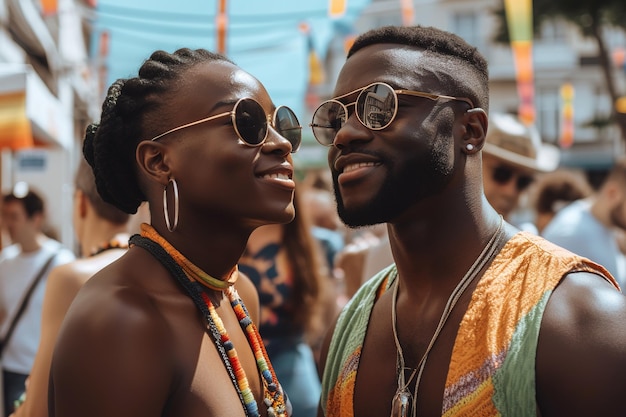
[
  {"xmin": 262, "ymin": 173, "xmax": 290, "ymax": 180},
  {"xmin": 343, "ymin": 162, "xmax": 376, "ymax": 173}
]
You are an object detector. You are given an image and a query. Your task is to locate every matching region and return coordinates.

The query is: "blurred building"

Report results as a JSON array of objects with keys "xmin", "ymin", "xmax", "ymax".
[{"xmin": 0, "ymin": 0, "xmax": 99, "ymax": 248}]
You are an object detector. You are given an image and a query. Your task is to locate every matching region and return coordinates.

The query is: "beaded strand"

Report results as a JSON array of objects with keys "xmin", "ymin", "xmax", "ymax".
[
  {"xmin": 230, "ymin": 295, "xmax": 286, "ymax": 416},
  {"xmin": 128, "ymin": 234, "xmax": 247, "ymax": 413},
  {"xmin": 89, "ymin": 238, "xmax": 129, "ymax": 257},
  {"xmin": 130, "ymin": 225, "xmax": 287, "ymax": 417},
  {"xmin": 140, "ymin": 223, "xmax": 238, "ymax": 291}
]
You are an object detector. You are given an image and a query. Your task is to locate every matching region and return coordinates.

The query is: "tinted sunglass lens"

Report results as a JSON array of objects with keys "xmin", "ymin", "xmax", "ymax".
[
  {"xmin": 517, "ymin": 176, "xmax": 534, "ymax": 191},
  {"xmin": 311, "ymin": 100, "xmax": 346, "ymax": 146},
  {"xmin": 235, "ymin": 99, "xmax": 267, "ymax": 145},
  {"xmin": 492, "ymin": 166, "xmax": 514, "ymax": 184},
  {"xmin": 356, "ymin": 83, "xmax": 396, "ymax": 129},
  {"xmin": 275, "ymin": 106, "xmax": 302, "ymax": 152}
]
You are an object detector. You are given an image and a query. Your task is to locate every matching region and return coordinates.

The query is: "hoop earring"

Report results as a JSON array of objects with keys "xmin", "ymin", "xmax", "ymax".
[{"xmin": 163, "ymin": 178, "xmax": 179, "ymax": 232}]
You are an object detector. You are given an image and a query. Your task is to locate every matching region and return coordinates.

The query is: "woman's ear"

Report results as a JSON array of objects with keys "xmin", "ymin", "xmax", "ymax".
[
  {"xmin": 463, "ymin": 108, "xmax": 488, "ymax": 154},
  {"xmin": 136, "ymin": 140, "xmax": 172, "ymax": 185}
]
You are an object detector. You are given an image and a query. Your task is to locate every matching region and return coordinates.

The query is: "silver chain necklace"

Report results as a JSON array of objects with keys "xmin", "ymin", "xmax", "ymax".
[{"xmin": 391, "ymin": 216, "xmax": 505, "ymax": 417}]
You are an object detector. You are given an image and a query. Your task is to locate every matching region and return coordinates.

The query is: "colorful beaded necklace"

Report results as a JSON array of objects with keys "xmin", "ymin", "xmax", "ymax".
[
  {"xmin": 130, "ymin": 224, "xmax": 287, "ymax": 417},
  {"xmin": 88, "ymin": 238, "xmax": 129, "ymax": 257}
]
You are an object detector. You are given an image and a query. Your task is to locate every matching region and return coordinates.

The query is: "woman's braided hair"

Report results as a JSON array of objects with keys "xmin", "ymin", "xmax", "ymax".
[{"xmin": 83, "ymin": 48, "xmax": 234, "ymax": 214}]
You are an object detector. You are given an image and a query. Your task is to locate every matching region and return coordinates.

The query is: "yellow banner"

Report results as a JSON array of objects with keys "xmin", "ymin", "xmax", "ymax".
[
  {"xmin": 505, "ymin": 0, "xmax": 535, "ymax": 124},
  {"xmin": 0, "ymin": 91, "xmax": 33, "ymax": 150},
  {"xmin": 329, "ymin": 0, "xmax": 346, "ymax": 18}
]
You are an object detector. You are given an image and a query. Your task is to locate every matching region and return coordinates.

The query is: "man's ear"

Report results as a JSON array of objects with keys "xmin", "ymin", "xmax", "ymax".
[
  {"xmin": 136, "ymin": 140, "xmax": 172, "ymax": 186},
  {"xmin": 463, "ymin": 108, "xmax": 488, "ymax": 153}
]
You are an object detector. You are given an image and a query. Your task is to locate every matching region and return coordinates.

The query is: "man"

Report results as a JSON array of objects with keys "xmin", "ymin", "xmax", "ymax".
[
  {"xmin": 542, "ymin": 157, "xmax": 626, "ymax": 288},
  {"xmin": 11, "ymin": 157, "xmax": 131, "ymax": 417},
  {"xmin": 0, "ymin": 187, "xmax": 75, "ymax": 416},
  {"xmin": 310, "ymin": 25, "xmax": 626, "ymax": 417},
  {"xmin": 482, "ymin": 112, "xmax": 559, "ymax": 221},
  {"xmin": 335, "ymin": 112, "xmax": 560, "ymax": 299}
]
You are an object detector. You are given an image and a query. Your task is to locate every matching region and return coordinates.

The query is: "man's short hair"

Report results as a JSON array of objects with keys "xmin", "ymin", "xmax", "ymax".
[
  {"xmin": 3, "ymin": 187, "xmax": 45, "ymax": 219},
  {"xmin": 75, "ymin": 157, "xmax": 130, "ymax": 225},
  {"xmin": 347, "ymin": 25, "xmax": 489, "ymax": 111}
]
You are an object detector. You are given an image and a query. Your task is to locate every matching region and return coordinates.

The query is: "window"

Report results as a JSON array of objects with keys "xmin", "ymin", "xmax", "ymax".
[{"xmin": 451, "ymin": 12, "xmax": 480, "ymax": 49}]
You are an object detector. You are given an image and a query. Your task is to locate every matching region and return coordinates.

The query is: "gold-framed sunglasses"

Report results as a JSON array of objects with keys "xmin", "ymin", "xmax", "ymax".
[
  {"xmin": 149, "ymin": 97, "xmax": 302, "ymax": 153},
  {"xmin": 309, "ymin": 82, "xmax": 475, "ymax": 146}
]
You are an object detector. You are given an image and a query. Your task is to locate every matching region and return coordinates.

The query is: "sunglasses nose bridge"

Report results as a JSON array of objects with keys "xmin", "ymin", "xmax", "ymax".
[
  {"xmin": 332, "ymin": 107, "xmax": 376, "ymax": 149},
  {"xmin": 264, "ymin": 125, "xmax": 295, "ymax": 153}
]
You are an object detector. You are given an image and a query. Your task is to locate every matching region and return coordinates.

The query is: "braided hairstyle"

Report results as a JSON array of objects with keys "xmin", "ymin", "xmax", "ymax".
[{"xmin": 83, "ymin": 48, "xmax": 235, "ymax": 214}]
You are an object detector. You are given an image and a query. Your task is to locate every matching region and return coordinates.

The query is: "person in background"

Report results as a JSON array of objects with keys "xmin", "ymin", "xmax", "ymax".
[
  {"xmin": 0, "ymin": 187, "xmax": 75, "ymax": 417},
  {"xmin": 300, "ymin": 186, "xmax": 345, "ymax": 275},
  {"xmin": 310, "ymin": 24, "xmax": 625, "ymax": 417},
  {"xmin": 542, "ymin": 157, "xmax": 626, "ymax": 288},
  {"xmin": 333, "ymin": 224, "xmax": 391, "ymax": 301},
  {"xmin": 11, "ymin": 156, "xmax": 131, "ymax": 417},
  {"xmin": 49, "ymin": 47, "xmax": 302, "ymax": 417},
  {"xmin": 482, "ymin": 112, "xmax": 560, "ymax": 222},
  {"xmin": 524, "ymin": 168, "xmax": 593, "ymax": 235},
  {"xmin": 238, "ymin": 189, "xmax": 337, "ymax": 417}
]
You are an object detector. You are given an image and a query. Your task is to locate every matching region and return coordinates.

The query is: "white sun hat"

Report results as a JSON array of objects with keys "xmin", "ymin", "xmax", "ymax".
[{"xmin": 482, "ymin": 113, "xmax": 560, "ymax": 173}]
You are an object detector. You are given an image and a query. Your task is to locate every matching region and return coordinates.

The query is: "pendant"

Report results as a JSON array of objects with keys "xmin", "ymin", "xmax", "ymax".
[{"xmin": 391, "ymin": 387, "xmax": 412, "ymax": 417}]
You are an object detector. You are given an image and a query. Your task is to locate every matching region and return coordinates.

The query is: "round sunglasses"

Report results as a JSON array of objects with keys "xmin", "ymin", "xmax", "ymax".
[
  {"xmin": 149, "ymin": 97, "xmax": 302, "ymax": 152},
  {"xmin": 491, "ymin": 165, "xmax": 534, "ymax": 192},
  {"xmin": 309, "ymin": 82, "xmax": 475, "ymax": 146}
]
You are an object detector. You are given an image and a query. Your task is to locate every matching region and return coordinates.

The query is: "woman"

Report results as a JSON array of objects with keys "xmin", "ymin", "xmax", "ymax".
[
  {"xmin": 48, "ymin": 48, "xmax": 301, "ymax": 417},
  {"xmin": 238, "ymin": 189, "xmax": 338, "ymax": 417}
]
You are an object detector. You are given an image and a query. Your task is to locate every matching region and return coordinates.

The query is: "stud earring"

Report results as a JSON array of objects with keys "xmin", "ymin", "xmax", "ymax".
[{"xmin": 466, "ymin": 144, "xmax": 474, "ymax": 151}]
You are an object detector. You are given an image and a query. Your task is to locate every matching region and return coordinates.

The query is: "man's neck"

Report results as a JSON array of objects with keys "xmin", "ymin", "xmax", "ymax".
[
  {"xmin": 19, "ymin": 233, "xmax": 46, "ymax": 253},
  {"xmin": 80, "ymin": 222, "xmax": 130, "ymax": 258},
  {"xmin": 590, "ymin": 197, "xmax": 613, "ymax": 230}
]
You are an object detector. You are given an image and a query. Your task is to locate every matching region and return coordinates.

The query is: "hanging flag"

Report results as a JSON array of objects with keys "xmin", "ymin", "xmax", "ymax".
[
  {"xmin": 97, "ymin": 31, "xmax": 110, "ymax": 97},
  {"xmin": 0, "ymin": 91, "xmax": 33, "ymax": 150},
  {"xmin": 612, "ymin": 47, "xmax": 626, "ymax": 73},
  {"xmin": 343, "ymin": 34, "xmax": 356, "ymax": 54},
  {"xmin": 216, "ymin": 0, "xmax": 228, "ymax": 55},
  {"xmin": 329, "ymin": 0, "xmax": 346, "ymax": 18},
  {"xmin": 400, "ymin": 0, "xmax": 414, "ymax": 27},
  {"xmin": 299, "ymin": 23, "xmax": 325, "ymax": 86},
  {"xmin": 559, "ymin": 83, "xmax": 575, "ymax": 148},
  {"xmin": 40, "ymin": 0, "xmax": 58, "ymax": 16},
  {"xmin": 300, "ymin": 22, "xmax": 325, "ymax": 111},
  {"xmin": 504, "ymin": 0, "xmax": 535, "ymax": 125},
  {"xmin": 615, "ymin": 97, "xmax": 626, "ymax": 114}
]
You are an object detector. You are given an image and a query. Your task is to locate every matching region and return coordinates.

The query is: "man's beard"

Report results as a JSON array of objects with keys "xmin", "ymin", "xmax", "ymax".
[{"xmin": 334, "ymin": 146, "xmax": 453, "ymax": 228}]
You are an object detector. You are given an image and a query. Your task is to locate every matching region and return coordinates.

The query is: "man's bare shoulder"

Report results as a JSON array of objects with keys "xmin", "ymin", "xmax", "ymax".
[{"xmin": 537, "ymin": 271, "xmax": 626, "ymax": 416}]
